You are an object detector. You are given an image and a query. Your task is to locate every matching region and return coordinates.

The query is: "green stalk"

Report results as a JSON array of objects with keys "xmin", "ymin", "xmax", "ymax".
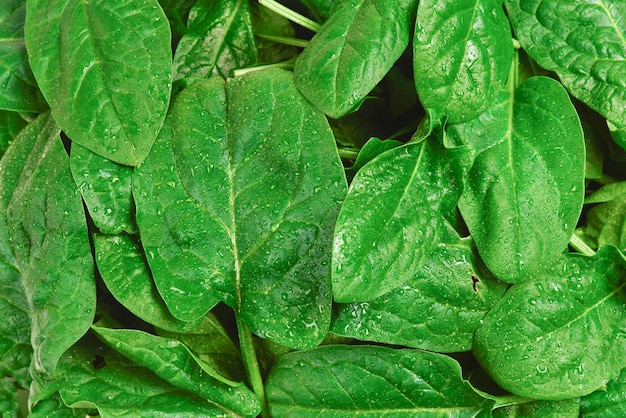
[
  {"xmin": 256, "ymin": 33, "xmax": 309, "ymax": 48},
  {"xmin": 236, "ymin": 313, "xmax": 270, "ymax": 418},
  {"xmin": 258, "ymin": 0, "xmax": 321, "ymax": 32},
  {"xmin": 233, "ymin": 57, "xmax": 297, "ymax": 77},
  {"xmin": 338, "ymin": 147, "xmax": 359, "ymax": 160},
  {"xmin": 569, "ymin": 233, "xmax": 596, "ymax": 257}
]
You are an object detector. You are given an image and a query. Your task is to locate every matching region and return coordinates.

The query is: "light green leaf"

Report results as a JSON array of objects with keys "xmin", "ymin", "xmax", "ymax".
[
  {"xmin": 580, "ymin": 367, "xmax": 626, "ymax": 417},
  {"xmin": 505, "ymin": 0, "xmax": 626, "ymax": 142},
  {"xmin": 456, "ymin": 76, "xmax": 585, "ymax": 283},
  {"xmin": 57, "ymin": 335, "xmax": 234, "ymax": 417},
  {"xmin": 92, "ymin": 326, "xmax": 261, "ymax": 417},
  {"xmin": 492, "ymin": 398, "xmax": 580, "ymax": 417},
  {"xmin": 5, "ymin": 112, "xmax": 95, "ymax": 375},
  {"xmin": 173, "ymin": 0, "xmax": 257, "ymax": 88},
  {"xmin": 133, "ymin": 69, "xmax": 346, "ymax": 348},
  {"xmin": 473, "ymin": 245, "xmax": 626, "ymax": 400},
  {"xmin": 293, "ymin": 0, "xmax": 417, "ymax": 118},
  {"xmin": 580, "ymin": 182, "xmax": 626, "ymax": 251},
  {"xmin": 266, "ymin": 345, "xmax": 494, "ymax": 417},
  {"xmin": 70, "ymin": 144, "xmax": 137, "ymax": 234},
  {"xmin": 93, "ymin": 233, "xmax": 201, "ymax": 333},
  {"xmin": 413, "ymin": 0, "xmax": 513, "ymax": 123},
  {"xmin": 332, "ymin": 224, "xmax": 507, "ymax": 352},
  {"xmin": 332, "ymin": 136, "xmax": 465, "ymax": 302},
  {"xmin": 24, "ymin": 0, "xmax": 172, "ymax": 166},
  {"xmin": 0, "ymin": 0, "xmax": 47, "ymax": 112}
]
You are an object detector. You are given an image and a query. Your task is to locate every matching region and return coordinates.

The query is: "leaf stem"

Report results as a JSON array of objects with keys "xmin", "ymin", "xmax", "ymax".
[
  {"xmin": 338, "ymin": 147, "xmax": 359, "ymax": 160},
  {"xmin": 569, "ymin": 233, "xmax": 596, "ymax": 256},
  {"xmin": 236, "ymin": 314, "xmax": 270, "ymax": 418},
  {"xmin": 232, "ymin": 57, "xmax": 297, "ymax": 77},
  {"xmin": 258, "ymin": 0, "xmax": 321, "ymax": 32},
  {"xmin": 256, "ymin": 33, "xmax": 309, "ymax": 48},
  {"xmin": 492, "ymin": 394, "xmax": 535, "ymax": 409}
]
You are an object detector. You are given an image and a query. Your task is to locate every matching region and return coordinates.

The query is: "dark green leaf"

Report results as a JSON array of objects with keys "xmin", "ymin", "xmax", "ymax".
[
  {"xmin": 332, "ymin": 223, "xmax": 507, "ymax": 352},
  {"xmin": 293, "ymin": 0, "xmax": 417, "ymax": 118},
  {"xmin": 92, "ymin": 326, "xmax": 261, "ymax": 417},
  {"xmin": 5, "ymin": 112, "xmax": 95, "ymax": 375},
  {"xmin": 473, "ymin": 246, "xmax": 626, "ymax": 400},
  {"xmin": 173, "ymin": 0, "xmax": 257, "ymax": 89},
  {"xmin": 505, "ymin": 0, "xmax": 626, "ymax": 142},
  {"xmin": 344, "ymin": 137, "xmax": 402, "ymax": 181},
  {"xmin": 57, "ymin": 335, "xmax": 234, "ymax": 417},
  {"xmin": 251, "ymin": 1, "xmax": 299, "ymax": 64},
  {"xmin": 93, "ymin": 233, "xmax": 201, "ymax": 333},
  {"xmin": 0, "ymin": 110, "xmax": 29, "ymax": 158},
  {"xmin": 413, "ymin": 0, "xmax": 513, "ymax": 123},
  {"xmin": 332, "ymin": 136, "xmax": 465, "ymax": 302},
  {"xmin": 133, "ymin": 69, "xmax": 346, "ymax": 348},
  {"xmin": 0, "ymin": 0, "xmax": 47, "ymax": 112},
  {"xmin": 266, "ymin": 345, "xmax": 494, "ymax": 417},
  {"xmin": 456, "ymin": 76, "xmax": 585, "ymax": 283},
  {"xmin": 0, "ymin": 378, "xmax": 20, "ymax": 418},
  {"xmin": 580, "ymin": 367, "xmax": 626, "ymax": 417},
  {"xmin": 70, "ymin": 144, "xmax": 137, "ymax": 234},
  {"xmin": 24, "ymin": 0, "xmax": 172, "ymax": 166},
  {"xmin": 157, "ymin": 0, "xmax": 196, "ymax": 49},
  {"xmin": 298, "ymin": 0, "xmax": 336, "ymax": 21}
]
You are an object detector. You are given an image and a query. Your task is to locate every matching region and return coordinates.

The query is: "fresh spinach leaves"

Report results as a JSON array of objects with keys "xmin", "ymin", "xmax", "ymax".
[{"xmin": 1, "ymin": 0, "xmax": 626, "ymax": 416}]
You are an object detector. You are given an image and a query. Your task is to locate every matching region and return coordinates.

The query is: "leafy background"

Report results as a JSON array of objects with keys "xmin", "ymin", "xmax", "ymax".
[{"xmin": 1, "ymin": 0, "xmax": 626, "ymax": 417}]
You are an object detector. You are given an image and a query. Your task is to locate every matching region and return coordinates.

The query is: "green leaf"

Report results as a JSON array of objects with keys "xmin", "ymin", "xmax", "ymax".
[
  {"xmin": 173, "ymin": 0, "xmax": 257, "ymax": 89},
  {"xmin": 92, "ymin": 326, "xmax": 261, "ymax": 417},
  {"xmin": 298, "ymin": 0, "xmax": 336, "ymax": 21},
  {"xmin": 580, "ymin": 182, "xmax": 626, "ymax": 251},
  {"xmin": 413, "ymin": 0, "xmax": 513, "ymax": 123},
  {"xmin": 133, "ymin": 69, "xmax": 346, "ymax": 348},
  {"xmin": 158, "ymin": 312, "xmax": 246, "ymax": 383},
  {"xmin": 580, "ymin": 367, "xmax": 626, "ymax": 417},
  {"xmin": 4, "ymin": 112, "xmax": 95, "ymax": 375},
  {"xmin": 0, "ymin": 378, "xmax": 20, "ymax": 418},
  {"xmin": 24, "ymin": 0, "xmax": 172, "ymax": 166},
  {"xmin": 505, "ymin": 0, "xmax": 626, "ymax": 140},
  {"xmin": 157, "ymin": 0, "xmax": 196, "ymax": 49},
  {"xmin": 0, "ymin": 0, "xmax": 47, "ymax": 112},
  {"xmin": 266, "ymin": 345, "xmax": 494, "ymax": 417},
  {"xmin": 492, "ymin": 398, "xmax": 580, "ymax": 417},
  {"xmin": 332, "ymin": 224, "xmax": 508, "ymax": 352},
  {"xmin": 251, "ymin": 1, "xmax": 298, "ymax": 64},
  {"xmin": 57, "ymin": 335, "xmax": 235, "ymax": 417},
  {"xmin": 456, "ymin": 76, "xmax": 585, "ymax": 283},
  {"xmin": 0, "ymin": 110, "xmax": 29, "ymax": 158},
  {"xmin": 293, "ymin": 0, "xmax": 417, "ymax": 118},
  {"xmin": 344, "ymin": 137, "xmax": 402, "ymax": 181},
  {"xmin": 70, "ymin": 144, "xmax": 137, "ymax": 234},
  {"xmin": 332, "ymin": 136, "xmax": 465, "ymax": 302},
  {"xmin": 473, "ymin": 245, "xmax": 626, "ymax": 400},
  {"xmin": 93, "ymin": 233, "xmax": 201, "ymax": 333}
]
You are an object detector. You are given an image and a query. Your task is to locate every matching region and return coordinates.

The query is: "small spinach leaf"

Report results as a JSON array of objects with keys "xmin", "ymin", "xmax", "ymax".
[
  {"xmin": 24, "ymin": 0, "xmax": 172, "ymax": 166},
  {"xmin": 580, "ymin": 367, "xmax": 626, "ymax": 417},
  {"xmin": 473, "ymin": 245, "xmax": 626, "ymax": 400}
]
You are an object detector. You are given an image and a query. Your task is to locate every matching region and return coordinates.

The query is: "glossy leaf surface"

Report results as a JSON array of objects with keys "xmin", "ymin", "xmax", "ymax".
[
  {"xmin": 473, "ymin": 246, "xmax": 626, "ymax": 400},
  {"xmin": 492, "ymin": 398, "xmax": 580, "ymax": 417},
  {"xmin": 332, "ymin": 137, "xmax": 465, "ymax": 302},
  {"xmin": 4, "ymin": 113, "xmax": 95, "ymax": 375},
  {"xmin": 134, "ymin": 69, "xmax": 346, "ymax": 348},
  {"xmin": 173, "ymin": 0, "xmax": 257, "ymax": 88},
  {"xmin": 505, "ymin": 0, "xmax": 626, "ymax": 136},
  {"xmin": 266, "ymin": 345, "xmax": 493, "ymax": 417},
  {"xmin": 580, "ymin": 367, "xmax": 626, "ymax": 417},
  {"xmin": 24, "ymin": 0, "xmax": 172, "ymax": 166},
  {"xmin": 0, "ymin": 0, "xmax": 47, "ymax": 112},
  {"xmin": 70, "ymin": 144, "xmax": 136, "ymax": 234},
  {"xmin": 293, "ymin": 0, "xmax": 417, "ymax": 118},
  {"xmin": 57, "ymin": 336, "xmax": 233, "ymax": 417},
  {"xmin": 332, "ymin": 224, "xmax": 507, "ymax": 352},
  {"xmin": 457, "ymin": 76, "xmax": 585, "ymax": 282},
  {"xmin": 92, "ymin": 326, "xmax": 261, "ymax": 417},
  {"xmin": 93, "ymin": 233, "xmax": 200, "ymax": 333},
  {"xmin": 413, "ymin": 0, "xmax": 513, "ymax": 123}
]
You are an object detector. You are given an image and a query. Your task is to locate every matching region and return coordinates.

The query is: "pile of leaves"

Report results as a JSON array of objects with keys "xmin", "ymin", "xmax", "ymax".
[{"xmin": 1, "ymin": 0, "xmax": 626, "ymax": 416}]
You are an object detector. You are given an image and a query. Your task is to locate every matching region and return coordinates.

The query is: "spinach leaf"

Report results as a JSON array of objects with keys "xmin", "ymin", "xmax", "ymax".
[
  {"xmin": 3, "ymin": 112, "xmax": 95, "ymax": 376},
  {"xmin": 580, "ymin": 181, "xmax": 626, "ymax": 251},
  {"xmin": 173, "ymin": 0, "xmax": 258, "ymax": 89},
  {"xmin": 265, "ymin": 344, "xmax": 494, "ymax": 417},
  {"xmin": 505, "ymin": 0, "xmax": 626, "ymax": 147},
  {"xmin": 474, "ymin": 245, "xmax": 626, "ymax": 400},
  {"xmin": 24, "ymin": 0, "xmax": 172, "ymax": 166},
  {"xmin": 133, "ymin": 69, "xmax": 346, "ymax": 348},
  {"xmin": 456, "ymin": 76, "xmax": 585, "ymax": 283},
  {"xmin": 0, "ymin": 0, "xmax": 47, "ymax": 112},
  {"xmin": 492, "ymin": 398, "xmax": 580, "ymax": 417},
  {"xmin": 293, "ymin": 0, "xmax": 418, "ymax": 118},
  {"xmin": 413, "ymin": 0, "xmax": 513, "ymax": 123},
  {"xmin": 580, "ymin": 367, "xmax": 626, "ymax": 417},
  {"xmin": 0, "ymin": 110, "xmax": 29, "ymax": 158},
  {"xmin": 332, "ymin": 135, "xmax": 465, "ymax": 302},
  {"xmin": 332, "ymin": 222, "xmax": 507, "ymax": 352}
]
